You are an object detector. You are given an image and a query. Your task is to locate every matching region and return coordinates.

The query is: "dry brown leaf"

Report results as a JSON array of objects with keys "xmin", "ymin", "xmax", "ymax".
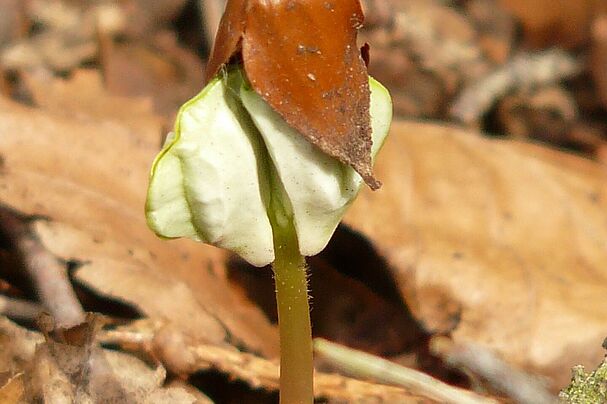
[
  {"xmin": 499, "ymin": 0, "xmax": 607, "ymax": 48},
  {"xmin": 344, "ymin": 120, "xmax": 607, "ymax": 389},
  {"xmin": 0, "ymin": 316, "xmax": 198, "ymax": 403},
  {"xmin": 1, "ymin": 315, "xmax": 433, "ymax": 403},
  {"xmin": 0, "ymin": 71, "xmax": 278, "ymax": 358},
  {"xmin": 229, "ymin": 255, "xmax": 419, "ymax": 357},
  {"xmin": 0, "ymin": 374, "xmax": 25, "ymax": 404},
  {"xmin": 99, "ymin": 31, "xmax": 205, "ymax": 118},
  {"xmin": 23, "ymin": 69, "xmax": 163, "ymax": 135}
]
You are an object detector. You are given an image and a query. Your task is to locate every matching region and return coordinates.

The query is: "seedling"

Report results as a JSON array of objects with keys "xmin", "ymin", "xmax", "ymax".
[{"xmin": 145, "ymin": 1, "xmax": 392, "ymax": 402}]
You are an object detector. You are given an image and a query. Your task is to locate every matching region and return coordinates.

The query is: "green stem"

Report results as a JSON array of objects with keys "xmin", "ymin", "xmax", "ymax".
[{"xmin": 272, "ymin": 225, "xmax": 314, "ymax": 404}]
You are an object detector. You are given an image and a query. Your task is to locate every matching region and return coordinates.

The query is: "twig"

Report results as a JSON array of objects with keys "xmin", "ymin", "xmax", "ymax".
[
  {"xmin": 97, "ymin": 323, "xmax": 429, "ymax": 401},
  {"xmin": 0, "ymin": 205, "xmax": 84, "ymax": 328},
  {"xmin": 450, "ymin": 49, "xmax": 583, "ymax": 125},
  {"xmin": 0, "ymin": 294, "xmax": 43, "ymax": 321},
  {"xmin": 314, "ymin": 338, "xmax": 498, "ymax": 404},
  {"xmin": 431, "ymin": 337, "xmax": 558, "ymax": 404}
]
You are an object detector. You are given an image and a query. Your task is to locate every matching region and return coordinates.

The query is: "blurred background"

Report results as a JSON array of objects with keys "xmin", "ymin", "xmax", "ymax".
[{"xmin": 2, "ymin": 0, "xmax": 607, "ymax": 162}]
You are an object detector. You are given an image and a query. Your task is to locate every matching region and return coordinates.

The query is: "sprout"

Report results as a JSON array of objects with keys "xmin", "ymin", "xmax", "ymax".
[
  {"xmin": 145, "ymin": 2, "xmax": 392, "ymax": 403},
  {"xmin": 146, "ymin": 68, "xmax": 392, "ymax": 267},
  {"xmin": 145, "ymin": 67, "xmax": 391, "ymax": 403}
]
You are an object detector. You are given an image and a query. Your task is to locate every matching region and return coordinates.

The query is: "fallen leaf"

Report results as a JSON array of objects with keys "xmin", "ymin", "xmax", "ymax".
[
  {"xmin": 0, "ymin": 71, "xmax": 278, "ymax": 358},
  {"xmin": 344, "ymin": 120, "xmax": 607, "ymax": 389},
  {"xmin": 0, "ymin": 373, "xmax": 25, "ymax": 404},
  {"xmin": 23, "ymin": 69, "xmax": 162, "ymax": 135},
  {"xmin": 229, "ymin": 255, "xmax": 420, "ymax": 357},
  {"xmin": 99, "ymin": 31, "xmax": 205, "ymax": 118},
  {"xmin": 0, "ymin": 314, "xmax": 435, "ymax": 403},
  {"xmin": 0, "ymin": 316, "xmax": 198, "ymax": 403}
]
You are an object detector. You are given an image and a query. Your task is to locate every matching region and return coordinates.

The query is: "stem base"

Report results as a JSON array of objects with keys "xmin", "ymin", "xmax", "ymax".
[{"xmin": 272, "ymin": 227, "xmax": 313, "ymax": 404}]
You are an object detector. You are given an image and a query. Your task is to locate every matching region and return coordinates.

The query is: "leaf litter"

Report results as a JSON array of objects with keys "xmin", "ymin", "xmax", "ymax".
[
  {"xmin": 344, "ymin": 120, "xmax": 607, "ymax": 390},
  {"xmin": 0, "ymin": 69, "xmax": 440, "ymax": 403},
  {"xmin": 1, "ymin": 0, "xmax": 607, "ymax": 402}
]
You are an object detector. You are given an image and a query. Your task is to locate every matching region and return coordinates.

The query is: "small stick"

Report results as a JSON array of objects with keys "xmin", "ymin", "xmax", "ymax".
[
  {"xmin": 314, "ymin": 338, "xmax": 498, "ymax": 404},
  {"xmin": 0, "ymin": 206, "xmax": 85, "ymax": 328},
  {"xmin": 431, "ymin": 337, "xmax": 557, "ymax": 404},
  {"xmin": 450, "ymin": 49, "xmax": 583, "ymax": 125},
  {"xmin": 0, "ymin": 294, "xmax": 44, "ymax": 321}
]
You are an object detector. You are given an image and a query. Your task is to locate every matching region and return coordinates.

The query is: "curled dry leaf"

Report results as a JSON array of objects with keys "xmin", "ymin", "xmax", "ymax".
[
  {"xmin": 0, "ymin": 70, "xmax": 278, "ymax": 357},
  {"xmin": 344, "ymin": 120, "xmax": 607, "ymax": 389},
  {"xmin": 0, "ymin": 316, "xmax": 199, "ymax": 403},
  {"xmin": 205, "ymin": 0, "xmax": 378, "ymax": 188}
]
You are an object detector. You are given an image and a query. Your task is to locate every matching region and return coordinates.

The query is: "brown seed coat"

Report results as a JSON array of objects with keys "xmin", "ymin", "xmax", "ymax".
[{"xmin": 204, "ymin": 0, "xmax": 379, "ymax": 189}]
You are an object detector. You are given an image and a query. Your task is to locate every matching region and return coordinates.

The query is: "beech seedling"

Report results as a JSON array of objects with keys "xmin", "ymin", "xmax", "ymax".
[{"xmin": 145, "ymin": 1, "xmax": 392, "ymax": 403}]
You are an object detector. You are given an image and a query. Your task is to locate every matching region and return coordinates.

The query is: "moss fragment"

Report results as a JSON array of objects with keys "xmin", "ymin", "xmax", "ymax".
[{"xmin": 560, "ymin": 356, "xmax": 607, "ymax": 403}]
